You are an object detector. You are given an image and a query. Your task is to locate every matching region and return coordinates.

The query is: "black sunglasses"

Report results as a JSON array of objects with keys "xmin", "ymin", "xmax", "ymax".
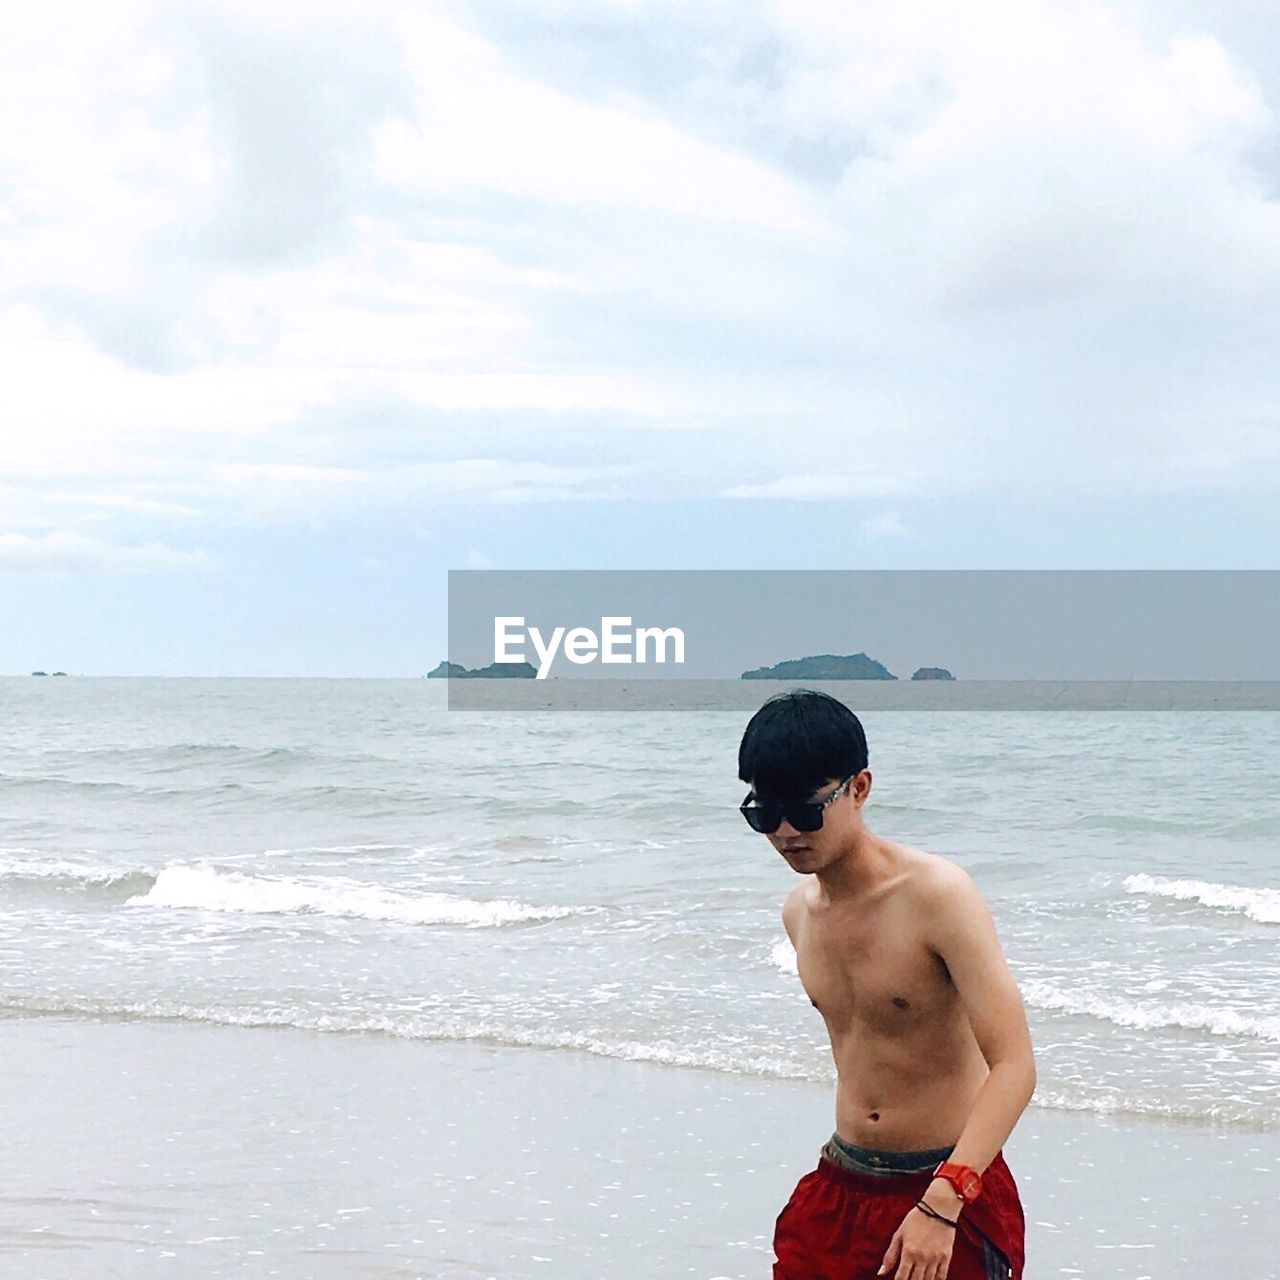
[{"xmin": 739, "ymin": 775, "xmax": 854, "ymax": 834}]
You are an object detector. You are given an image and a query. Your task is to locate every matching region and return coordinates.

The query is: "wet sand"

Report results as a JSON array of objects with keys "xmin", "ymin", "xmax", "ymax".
[{"xmin": 1, "ymin": 1013, "xmax": 1274, "ymax": 1278}]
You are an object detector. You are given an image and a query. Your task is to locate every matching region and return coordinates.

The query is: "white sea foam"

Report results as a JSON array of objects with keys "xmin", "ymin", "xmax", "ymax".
[
  {"xmin": 0, "ymin": 994, "xmax": 816, "ymax": 1082},
  {"xmin": 8, "ymin": 992, "xmax": 1273, "ymax": 1128},
  {"xmin": 1124, "ymin": 873, "xmax": 1280, "ymax": 924},
  {"xmin": 1023, "ymin": 978, "xmax": 1280, "ymax": 1043},
  {"xmin": 262, "ymin": 843, "xmax": 407, "ymax": 858},
  {"xmin": 770, "ymin": 937, "xmax": 798, "ymax": 976},
  {"xmin": 1030, "ymin": 1087, "xmax": 1273, "ymax": 1127},
  {"xmin": 0, "ymin": 851, "xmax": 141, "ymax": 885},
  {"xmin": 125, "ymin": 865, "xmax": 580, "ymax": 928}
]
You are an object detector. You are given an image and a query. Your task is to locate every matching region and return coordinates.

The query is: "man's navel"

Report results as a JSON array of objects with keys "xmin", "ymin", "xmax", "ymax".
[{"xmin": 892, "ymin": 996, "xmax": 910, "ymax": 1009}]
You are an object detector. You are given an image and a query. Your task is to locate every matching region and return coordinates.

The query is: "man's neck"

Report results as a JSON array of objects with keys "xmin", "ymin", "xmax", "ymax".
[{"xmin": 811, "ymin": 828, "xmax": 898, "ymax": 905}]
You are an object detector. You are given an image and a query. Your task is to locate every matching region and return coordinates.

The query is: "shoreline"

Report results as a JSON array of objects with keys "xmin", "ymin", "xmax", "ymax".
[
  {"xmin": 4, "ymin": 1002, "xmax": 1267, "ymax": 1135},
  {"xmin": 4, "ymin": 1014, "xmax": 1275, "ymax": 1278}
]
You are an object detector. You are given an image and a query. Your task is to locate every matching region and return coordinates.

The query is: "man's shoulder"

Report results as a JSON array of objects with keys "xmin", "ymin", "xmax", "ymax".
[
  {"xmin": 891, "ymin": 847, "xmax": 998, "ymax": 960},
  {"xmin": 891, "ymin": 844, "xmax": 973, "ymax": 897},
  {"xmin": 890, "ymin": 846, "xmax": 983, "ymax": 930},
  {"xmin": 781, "ymin": 877, "xmax": 814, "ymax": 919}
]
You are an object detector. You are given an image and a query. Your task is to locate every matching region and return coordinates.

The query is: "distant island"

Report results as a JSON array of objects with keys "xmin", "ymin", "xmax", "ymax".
[
  {"xmin": 30, "ymin": 671, "xmax": 68, "ymax": 677},
  {"xmin": 427, "ymin": 660, "xmax": 537, "ymax": 679},
  {"xmin": 911, "ymin": 667, "xmax": 955, "ymax": 681},
  {"xmin": 741, "ymin": 653, "xmax": 897, "ymax": 681}
]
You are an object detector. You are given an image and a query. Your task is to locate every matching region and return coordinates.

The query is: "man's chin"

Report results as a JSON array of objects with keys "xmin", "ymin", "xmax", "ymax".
[{"xmin": 780, "ymin": 846, "xmax": 818, "ymax": 869}]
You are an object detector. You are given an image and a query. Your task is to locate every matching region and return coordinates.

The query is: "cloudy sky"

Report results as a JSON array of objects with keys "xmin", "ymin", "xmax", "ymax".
[{"xmin": 3, "ymin": 0, "xmax": 1279, "ymax": 675}]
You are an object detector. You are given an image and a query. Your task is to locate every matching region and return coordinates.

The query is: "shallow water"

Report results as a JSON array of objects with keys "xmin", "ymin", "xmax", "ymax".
[{"xmin": 3, "ymin": 677, "xmax": 1277, "ymax": 1132}]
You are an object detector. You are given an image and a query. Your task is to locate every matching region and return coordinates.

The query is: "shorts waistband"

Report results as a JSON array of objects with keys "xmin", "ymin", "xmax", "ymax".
[{"xmin": 821, "ymin": 1132, "xmax": 955, "ymax": 1177}]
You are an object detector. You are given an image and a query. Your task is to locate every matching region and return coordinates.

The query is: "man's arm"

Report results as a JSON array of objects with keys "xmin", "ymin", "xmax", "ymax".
[{"xmin": 919, "ymin": 863, "xmax": 1036, "ymax": 1219}]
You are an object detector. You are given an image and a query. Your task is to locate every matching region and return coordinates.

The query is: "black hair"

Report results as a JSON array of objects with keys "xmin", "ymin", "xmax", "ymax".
[{"xmin": 738, "ymin": 688, "xmax": 868, "ymax": 800}]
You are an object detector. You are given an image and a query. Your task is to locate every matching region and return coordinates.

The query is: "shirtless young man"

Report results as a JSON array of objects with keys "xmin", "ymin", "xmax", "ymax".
[{"xmin": 739, "ymin": 690, "xmax": 1035, "ymax": 1280}]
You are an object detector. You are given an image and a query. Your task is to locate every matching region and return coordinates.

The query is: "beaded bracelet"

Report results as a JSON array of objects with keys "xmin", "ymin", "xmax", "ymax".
[{"xmin": 914, "ymin": 1200, "xmax": 958, "ymax": 1228}]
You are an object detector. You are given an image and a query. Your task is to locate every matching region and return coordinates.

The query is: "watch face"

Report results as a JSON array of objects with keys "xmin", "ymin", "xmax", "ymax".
[{"xmin": 960, "ymin": 1170, "xmax": 982, "ymax": 1199}]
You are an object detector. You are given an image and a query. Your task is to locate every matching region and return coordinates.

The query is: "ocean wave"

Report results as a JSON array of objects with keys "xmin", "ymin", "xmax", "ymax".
[
  {"xmin": 37, "ymin": 742, "xmax": 316, "ymax": 768},
  {"xmin": 1070, "ymin": 813, "xmax": 1280, "ymax": 840},
  {"xmin": 261, "ymin": 843, "xmax": 411, "ymax": 858},
  {"xmin": 0, "ymin": 850, "xmax": 149, "ymax": 889},
  {"xmin": 770, "ymin": 938, "xmax": 798, "ymax": 976},
  {"xmin": 124, "ymin": 865, "xmax": 581, "ymax": 928},
  {"xmin": 3, "ymin": 995, "xmax": 1272, "ymax": 1129},
  {"xmin": 1023, "ymin": 978, "xmax": 1280, "ymax": 1043},
  {"xmin": 1210, "ymin": 815, "xmax": 1280, "ymax": 840},
  {"xmin": 1028, "ymin": 1087, "xmax": 1274, "ymax": 1129},
  {"xmin": 0, "ymin": 994, "xmax": 813, "ymax": 1081},
  {"xmin": 34, "ymin": 743, "xmax": 409, "ymax": 775},
  {"xmin": 1124, "ymin": 873, "xmax": 1280, "ymax": 924},
  {"xmin": 0, "ymin": 775, "xmax": 416, "ymax": 814},
  {"xmin": 1069, "ymin": 813, "xmax": 1198, "ymax": 834},
  {"xmin": 0, "ymin": 775, "xmax": 138, "ymax": 797}
]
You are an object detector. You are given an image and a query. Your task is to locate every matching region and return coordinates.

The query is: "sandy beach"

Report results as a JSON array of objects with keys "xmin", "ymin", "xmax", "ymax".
[
  {"xmin": 3, "ymin": 1013, "xmax": 1274, "ymax": 1278},
  {"xmin": 5, "ymin": 680, "xmax": 1277, "ymax": 1276}
]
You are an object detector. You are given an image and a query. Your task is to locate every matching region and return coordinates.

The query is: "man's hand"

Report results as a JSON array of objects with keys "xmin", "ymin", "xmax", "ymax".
[{"xmin": 877, "ymin": 1203, "xmax": 957, "ymax": 1280}]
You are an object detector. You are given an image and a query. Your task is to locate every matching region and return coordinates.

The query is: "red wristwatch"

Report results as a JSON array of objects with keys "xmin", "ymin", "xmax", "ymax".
[{"xmin": 932, "ymin": 1161, "xmax": 983, "ymax": 1203}]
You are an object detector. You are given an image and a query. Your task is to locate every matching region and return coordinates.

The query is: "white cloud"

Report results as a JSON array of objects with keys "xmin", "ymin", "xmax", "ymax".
[
  {"xmin": 0, "ymin": 531, "xmax": 216, "ymax": 573},
  {"xmin": 739, "ymin": 0, "xmax": 1280, "ymax": 314},
  {"xmin": 49, "ymin": 493, "xmax": 204, "ymax": 519},
  {"xmin": 2, "ymin": 0, "xmax": 1280, "ymax": 551},
  {"xmin": 377, "ymin": 10, "xmax": 831, "ymax": 237},
  {"xmin": 724, "ymin": 472, "xmax": 916, "ymax": 500},
  {"xmin": 861, "ymin": 512, "xmax": 911, "ymax": 539},
  {"xmin": 207, "ymin": 458, "xmax": 631, "ymax": 514}
]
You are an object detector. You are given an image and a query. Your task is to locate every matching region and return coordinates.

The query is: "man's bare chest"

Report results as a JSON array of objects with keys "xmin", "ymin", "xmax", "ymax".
[{"xmin": 794, "ymin": 917, "xmax": 954, "ymax": 1037}]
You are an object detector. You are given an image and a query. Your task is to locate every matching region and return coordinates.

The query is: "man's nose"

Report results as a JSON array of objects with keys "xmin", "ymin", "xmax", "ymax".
[{"xmin": 776, "ymin": 817, "xmax": 801, "ymax": 837}]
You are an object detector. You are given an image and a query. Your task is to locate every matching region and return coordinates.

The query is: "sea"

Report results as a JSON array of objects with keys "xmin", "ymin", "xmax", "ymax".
[{"xmin": 2, "ymin": 676, "xmax": 1277, "ymax": 1277}]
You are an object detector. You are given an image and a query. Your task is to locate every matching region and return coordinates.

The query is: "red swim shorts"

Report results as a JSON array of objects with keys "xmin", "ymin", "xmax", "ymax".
[{"xmin": 773, "ymin": 1151, "xmax": 1025, "ymax": 1280}]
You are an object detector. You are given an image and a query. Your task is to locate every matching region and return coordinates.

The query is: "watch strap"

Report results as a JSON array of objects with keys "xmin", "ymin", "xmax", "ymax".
[{"xmin": 933, "ymin": 1160, "xmax": 983, "ymax": 1203}]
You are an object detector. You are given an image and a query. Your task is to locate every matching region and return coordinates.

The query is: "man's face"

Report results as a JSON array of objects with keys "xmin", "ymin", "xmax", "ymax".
[{"xmin": 748, "ymin": 774, "xmax": 862, "ymax": 873}]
